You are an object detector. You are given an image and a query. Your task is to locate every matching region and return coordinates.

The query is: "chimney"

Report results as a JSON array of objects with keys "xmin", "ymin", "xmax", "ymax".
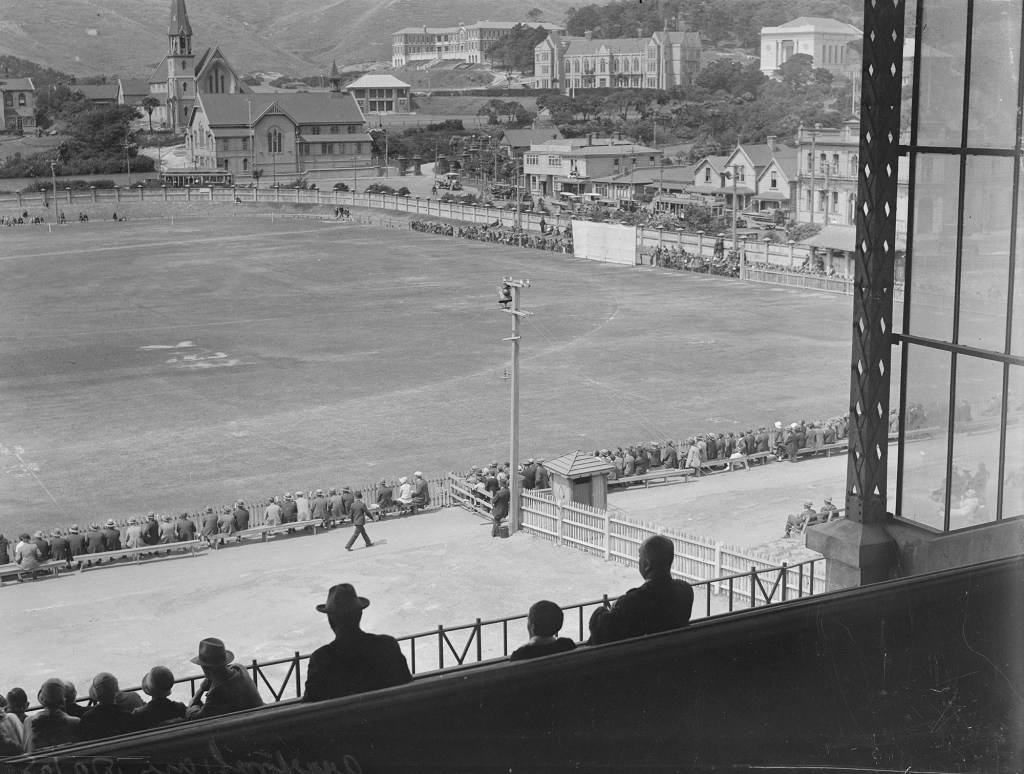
[
  {"xmin": 587, "ymin": 132, "xmax": 593, "ymax": 146},
  {"xmin": 766, "ymin": 135, "xmax": 776, "ymax": 152},
  {"xmin": 584, "ymin": 30, "xmax": 592, "ymax": 40}
]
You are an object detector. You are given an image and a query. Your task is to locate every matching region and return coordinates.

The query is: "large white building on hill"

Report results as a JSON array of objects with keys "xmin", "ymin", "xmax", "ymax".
[
  {"xmin": 392, "ymin": 21, "xmax": 564, "ymax": 67},
  {"xmin": 759, "ymin": 17, "xmax": 862, "ymax": 78}
]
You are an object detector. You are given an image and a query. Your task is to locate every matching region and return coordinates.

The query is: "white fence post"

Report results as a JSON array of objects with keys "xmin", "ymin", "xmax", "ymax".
[
  {"xmin": 603, "ymin": 512, "xmax": 611, "ymax": 560},
  {"xmin": 556, "ymin": 501, "xmax": 564, "ymax": 546},
  {"xmin": 713, "ymin": 542, "xmax": 723, "ymax": 595}
]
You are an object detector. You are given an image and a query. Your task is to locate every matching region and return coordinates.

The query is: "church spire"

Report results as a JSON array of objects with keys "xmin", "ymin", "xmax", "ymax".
[
  {"xmin": 169, "ymin": 0, "xmax": 193, "ymax": 36},
  {"xmin": 329, "ymin": 60, "xmax": 342, "ymax": 92}
]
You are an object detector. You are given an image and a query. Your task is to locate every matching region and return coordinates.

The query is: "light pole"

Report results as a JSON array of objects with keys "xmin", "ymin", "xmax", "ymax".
[
  {"xmin": 123, "ymin": 137, "xmax": 133, "ymax": 188},
  {"xmin": 725, "ymin": 164, "xmax": 740, "ymax": 252},
  {"xmin": 499, "ymin": 277, "xmax": 531, "ymax": 534},
  {"xmin": 49, "ymin": 160, "xmax": 57, "ymax": 212}
]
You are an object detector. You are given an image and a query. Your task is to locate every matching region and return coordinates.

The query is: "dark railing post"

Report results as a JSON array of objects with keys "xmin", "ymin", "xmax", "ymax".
[
  {"xmin": 437, "ymin": 625, "xmax": 445, "ymax": 670},
  {"xmin": 798, "ymin": 563, "xmax": 805, "ymax": 598},
  {"xmin": 750, "ymin": 568, "xmax": 757, "ymax": 608},
  {"xmin": 294, "ymin": 651, "xmax": 302, "ymax": 698},
  {"xmin": 503, "ymin": 619, "xmax": 509, "ymax": 656},
  {"xmin": 475, "ymin": 619, "xmax": 482, "ymax": 663},
  {"xmin": 781, "ymin": 562, "xmax": 789, "ymax": 602},
  {"xmin": 728, "ymin": 577, "xmax": 734, "ymax": 612},
  {"xmin": 410, "ymin": 636, "xmax": 417, "ymax": 675}
]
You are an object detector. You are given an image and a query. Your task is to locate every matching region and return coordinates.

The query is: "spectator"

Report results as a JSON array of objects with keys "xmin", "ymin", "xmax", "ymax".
[
  {"xmin": 264, "ymin": 497, "xmax": 282, "ymax": 526},
  {"xmin": 48, "ymin": 529, "xmax": 71, "ymax": 564},
  {"xmin": 101, "ymin": 519, "xmax": 122, "ymax": 551},
  {"xmin": 80, "ymin": 673, "xmax": 138, "ymax": 741},
  {"xmin": 328, "ymin": 488, "xmax": 344, "ymax": 525},
  {"xmin": 233, "ymin": 501, "xmax": 250, "ymax": 531},
  {"xmin": 344, "ymin": 492, "xmax": 373, "ymax": 552},
  {"xmin": 62, "ymin": 682, "xmax": 86, "ymax": 719},
  {"xmin": 175, "ymin": 512, "xmax": 197, "ymax": 541},
  {"xmin": 142, "ymin": 514, "xmax": 160, "ymax": 545},
  {"xmin": 785, "ymin": 501, "xmax": 817, "ymax": 537},
  {"xmin": 124, "ymin": 518, "xmax": 146, "ymax": 549},
  {"xmin": 5, "ymin": 688, "xmax": 28, "ymax": 724},
  {"xmin": 280, "ymin": 493, "xmax": 298, "ymax": 524},
  {"xmin": 25, "ymin": 678, "xmax": 81, "ymax": 752},
  {"xmin": 662, "ymin": 442, "xmax": 678, "ymax": 469},
  {"xmin": 309, "ymin": 490, "xmax": 329, "ymax": 523},
  {"xmin": 396, "ymin": 477, "xmax": 413, "ymax": 506},
  {"xmin": 411, "ymin": 473, "xmax": 430, "ymax": 508},
  {"xmin": 535, "ymin": 459, "xmax": 549, "ymax": 490},
  {"xmin": 0, "ymin": 533, "xmax": 9, "ymax": 565},
  {"xmin": 133, "ymin": 667, "xmax": 186, "ymax": 729},
  {"xmin": 199, "ymin": 507, "xmax": 219, "ymax": 540},
  {"xmin": 32, "ymin": 531, "xmax": 51, "ymax": 561},
  {"xmin": 818, "ymin": 497, "xmax": 839, "ymax": 521},
  {"xmin": 115, "ymin": 691, "xmax": 145, "ymax": 712},
  {"xmin": 522, "ymin": 459, "xmax": 537, "ymax": 490},
  {"xmin": 66, "ymin": 525, "xmax": 87, "ymax": 559},
  {"xmin": 491, "ymin": 474, "xmax": 510, "ymax": 538},
  {"xmin": 185, "ymin": 638, "xmax": 264, "ymax": 720},
  {"xmin": 588, "ymin": 535, "xmax": 694, "ymax": 645},
  {"xmin": 302, "ymin": 584, "xmax": 412, "ymax": 702},
  {"xmin": 374, "ymin": 480, "xmax": 395, "ymax": 517},
  {"xmin": 0, "ymin": 696, "xmax": 24, "ymax": 756},
  {"xmin": 340, "ymin": 486, "xmax": 355, "ymax": 516},
  {"xmin": 85, "ymin": 523, "xmax": 106, "ymax": 554},
  {"xmin": 159, "ymin": 515, "xmax": 177, "ymax": 543},
  {"xmin": 13, "ymin": 534, "xmax": 42, "ymax": 577},
  {"xmin": 510, "ymin": 600, "xmax": 577, "ymax": 661},
  {"xmin": 295, "ymin": 490, "xmax": 312, "ymax": 521},
  {"xmin": 217, "ymin": 506, "xmax": 236, "ymax": 537}
]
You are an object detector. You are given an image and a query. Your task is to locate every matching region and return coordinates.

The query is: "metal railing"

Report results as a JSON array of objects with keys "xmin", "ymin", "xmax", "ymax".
[{"xmin": 48, "ymin": 557, "xmax": 821, "ymax": 713}]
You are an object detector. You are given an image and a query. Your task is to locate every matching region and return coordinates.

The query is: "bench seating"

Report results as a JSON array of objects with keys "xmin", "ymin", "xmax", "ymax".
[
  {"xmin": 795, "ymin": 441, "xmax": 848, "ymax": 459},
  {"xmin": 610, "ymin": 468, "xmax": 693, "ymax": 488},
  {"xmin": 0, "ymin": 559, "xmax": 68, "ymax": 585},
  {"xmin": 77, "ymin": 540, "xmax": 207, "ymax": 569},
  {"xmin": 225, "ymin": 519, "xmax": 325, "ymax": 546},
  {"xmin": 698, "ymin": 457, "xmax": 750, "ymax": 475},
  {"xmin": 796, "ymin": 508, "xmax": 845, "ymax": 535}
]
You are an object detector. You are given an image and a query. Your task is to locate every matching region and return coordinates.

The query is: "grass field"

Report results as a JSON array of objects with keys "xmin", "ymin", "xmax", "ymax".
[{"xmin": 0, "ymin": 214, "xmax": 878, "ymax": 533}]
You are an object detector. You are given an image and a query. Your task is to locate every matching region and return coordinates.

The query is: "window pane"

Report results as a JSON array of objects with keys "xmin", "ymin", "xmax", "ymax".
[
  {"xmin": 1001, "ymin": 366, "xmax": 1024, "ymax": 520},
  {"xmin": 916, "ymin": 0, "xmax": 967, "ymax": 146},
  {"xmin": 949, "ymin": 356, "xmax": 1003, "ymax": 529},
  {"xmin": 908, "ymin": 154, "xmax": 960, "ymax": 342},
  {"xmin": 966, "ymin": 0, "xmax": 1021, "ymax": 149},
  {"xmin": 899, "ymin": 345, "xmax": 953, "ymax": 529},
  {"xmin": 958, "ymin": 156, "xmax": 1012, "ymax": 351}
]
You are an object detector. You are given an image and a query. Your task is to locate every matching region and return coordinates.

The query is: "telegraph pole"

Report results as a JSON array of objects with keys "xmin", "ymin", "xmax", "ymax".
[{"xmin": 499, "ymin": 277, "xmax": 531, "ymax": 533}]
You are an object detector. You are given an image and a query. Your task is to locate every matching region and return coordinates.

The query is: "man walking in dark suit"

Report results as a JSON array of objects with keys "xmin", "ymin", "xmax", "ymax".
[
  {"xmin": 302, "ymin": 584, "xmax": 411, "ymax": 702},
  {"xmin": 345, "ymin": 492, "xmax": 373, "ymax": 551}
]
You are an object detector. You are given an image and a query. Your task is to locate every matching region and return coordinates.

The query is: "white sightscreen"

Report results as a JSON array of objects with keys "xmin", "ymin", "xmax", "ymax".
[{"xmin": 571, "ymin": 220, "xmax": 638, "ymax": 265}]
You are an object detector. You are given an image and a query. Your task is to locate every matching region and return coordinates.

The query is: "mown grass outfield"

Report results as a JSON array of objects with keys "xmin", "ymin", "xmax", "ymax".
[{"xmin": 0, "ymin": 214, "xmax": 881, "ymax": 531}]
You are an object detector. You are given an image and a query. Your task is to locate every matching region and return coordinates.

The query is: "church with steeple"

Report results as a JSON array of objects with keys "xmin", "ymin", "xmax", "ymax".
[{"xmin": 148, "ymin": 0, "xmax": 246, "ymax": 131}]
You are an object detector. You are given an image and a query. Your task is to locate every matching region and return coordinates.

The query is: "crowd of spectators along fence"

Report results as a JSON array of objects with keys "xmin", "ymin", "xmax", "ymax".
[
  {"xmin": 0, "ymin": 475, "xmax": 451, "ymax": 572},
  {"xmin": 410, "ymin": 219, "xmax": 574, "ymax": 253},
  {"xmin": 646, "ymin": 245, "xmax": 740, "ymax": 277}
]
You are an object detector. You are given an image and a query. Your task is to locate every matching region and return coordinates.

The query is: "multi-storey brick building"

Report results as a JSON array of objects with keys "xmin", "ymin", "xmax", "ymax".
[
  {"xmin": 0, "ymin": 78, "xmax": 35, "ymax": 132},
  {"xmin": 392, "ymin": 21, "xmax": 564, "ymax": 67}
]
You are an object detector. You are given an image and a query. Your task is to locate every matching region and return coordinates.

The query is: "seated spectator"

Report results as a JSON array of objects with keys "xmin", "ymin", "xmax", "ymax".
[
  {"xmin": 265, "ymin": 497, "xmax": 283, "ymax": 526},
  {"xmin": 159, "ymin": 515, "xmax": 177, "ymax": 543},
  {"xmin": 85, "ymin": 523, "xmax": 106, "ymax": 554},
  {"xmin": 295, "ymin": 491, "xmax": 312, "ymax": 521},
  {"xmin": 115, "ymin": 690, "xmax": 145, "ymax": 712},
  {"xmin": 124, "ymin": 518, "xmax": 146, "ymax": 549},
  {"xmin": 510, "ymin": 601, "xmax": 577, "ymax": 661},
  {"xmin": 785, "ymin": 501, "xmax": 817, "ymax": 537},
  {"xmin": 217, "ymin": 506, "xmax": 236, "ymax": 537},
  {"xmin": 588, "ymin": 535, "xmax": 694, "ymax": 645},
  {"xmin": 66, "ymin": 525, "xmax": 87, "ymax": 560},
  {"xmin": 0, "ymin": 696, "xmax": 24, "ymax": 756},
  {"xmin": 374, "ymin": 480, "xmax": 395, "ymax": 516},
  {"xmin": 818, "ymin": 497, "xmax": 839, "ymax": 521},
  {"xmin": 199, "ymin": 507, "xmax": 219, "ymax": 540},
  {"xmin": 32, "ymin": 531, "xmax": 51, "ymax": 561},
  {"xmin": 328, "ymin": 488, "xmax": 344, "ymax": 525},
  {"xmin": 80, "ymin": 673, "xmax": 138, "ymax": 741},
  {"xmin": 139, "ymin": 513, "xmax": 158, "ymax": 545},
  {"xmin": 5, "ymin": 688, "xmax": 28, "ymax": 725},
  {"xmin": 302, "ymin": 584, "xmax": 412, "ymax": 702},
  {"xmin": 185, "ymin": 638, "xmax": 264, "ymax": 720},
  {"xmin": 62, "ymin": 682, "xmax": 86, "ymax": 719},
  {"xmin": 396, "ymin": 477, "xmax": 413, "ymax": 506},
  {"xmin": 133, "ymin": 667, "xmax": 186, "ymax": 729},
  {"xmin": 340, "ymin": 487, "xmax": 355, "ymax": 517},
  {"xmin": 13, "ymin": 535, "xmax": 42, "ymax": 577},
  {"xmin": 280, "ymin": 494, "xmax": 298, "ymax": 524},
  {"xmin": 24, "ymin": 678, "xmax": 80, "ymax": 752},
  {"xmin": 48, "ymin": 529, "xmax": 71, "ymax": 564},
  {"xmin": 175, "ymin": 513, "xmax": 197, "ymax": 541},
  {"xmin": 309, "ymin": 491, "xmax": 329, "ymax": 523},
  {"xmin": 0, "ymin": 533, "xmax": 9, "ymax": 564},
  {"xmin": 233, "ymin": 502, "xmax": 250, "ymax": 531},
  {"xmin": 101, "ymin": 519, "xmax": 122, "ymax": 551}
]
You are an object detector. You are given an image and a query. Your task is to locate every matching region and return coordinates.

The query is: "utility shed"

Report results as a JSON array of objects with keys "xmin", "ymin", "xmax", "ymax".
[{"xmin": 542, "ymin": 451, "xmax": 614, "ymax": 508}]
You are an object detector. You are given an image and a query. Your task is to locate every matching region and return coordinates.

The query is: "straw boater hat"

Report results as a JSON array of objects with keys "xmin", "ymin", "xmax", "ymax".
[
  {"xmin": 316, "ymin": 583, "xmax": 369, "ymax": 615},
  {"xmin": 142, "ymin": 666, "xmax": 175, "ymax": 698},
  {"xmin": 104, "ymin": 519, "xmax": 116, "ymax": 528},
  {"xmin": 69, "ymin": 524, "xmax": 80, "ymax": 534},
  {"xmin": 191, "ymin": 637, "xmax": 233, "ymax": 667},
  {"xmin": 823, "ymin": 497, "xmax": 833, "ymax": 505},
  {"xmin": 803, "ymin": 501, "xmax": 813, "ymax": 508},
  {"xmin": 399, "ymin": 477, "xmax": 408, "ymax": 484},
  {"xmin": 414, "ymin": 471, "xmax": 423, "ymax": 478},
  {"xmin": 315, "ymin": 489, "xmax": 324, "ymax": 496}
]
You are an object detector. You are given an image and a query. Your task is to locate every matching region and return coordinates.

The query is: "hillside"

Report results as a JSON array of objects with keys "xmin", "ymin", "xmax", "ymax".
[{"xmin": 0, "ymin": 0, "xmax": 578, "ymax": 78}]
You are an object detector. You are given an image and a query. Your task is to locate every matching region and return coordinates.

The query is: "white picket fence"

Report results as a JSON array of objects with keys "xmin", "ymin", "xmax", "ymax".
[{"xmin": 519, "ymin": 489, "xmax": 825, "ymax": 605}]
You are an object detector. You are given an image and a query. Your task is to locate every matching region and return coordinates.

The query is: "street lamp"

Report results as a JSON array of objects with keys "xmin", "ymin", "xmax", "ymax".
[
  {"xmin": 49, "ymin": 160, "xmax": 57, "ymax": 212},
  {"xmin": 724, "ymin": 164, "xmax": 741, "ymax": 252}
]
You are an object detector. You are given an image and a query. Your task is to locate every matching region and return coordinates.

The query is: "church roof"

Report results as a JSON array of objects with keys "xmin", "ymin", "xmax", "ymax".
[
  {"xmin": 542, "ymin": 451, "xmax": 614, "ymax": 478},
  {"xmin": 199, "ymin": 91, "xmax": 366, "ymax": 128},
  {"xmin": 562, "ymin": 37, "xmax": 649, "ymax": 57},
  {"xmin": 169, "ymin": 0, "xmax": 193, "ymax": 36},
  {"xmin": 149, "ymin": 58, "xmax": 169, "ymax": 84},
  {"xmin": 0, "ymin": 77, "xmax": 34, "ymax": 91},
  {"xmin": 75, "ymin": 84, "xmax": 120, "ymax": 102},
  {"xmin": 118, "ymin": 79, "xmax": 151, "ymax": 102},
  {"xmin": 330, "ymin": 61, "xmax": 340, "ymax": 78}
]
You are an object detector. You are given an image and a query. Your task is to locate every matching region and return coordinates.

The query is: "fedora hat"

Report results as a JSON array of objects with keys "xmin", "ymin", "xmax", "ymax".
[
  {"xmin": 89, "ymin": 672, "xmax": 119, "ymax": 703},
  {"xmin": 142, "ymin": 666, "xmax": 175, "ymax": 698},
  {"xmin": 190, "ymin": 637, "xmax": 234, "ymax": 667},
  {"xmin": 316, "ymin": 583, "xmax": 369, "ymax": 615},
  {"xmin": 38, "ymin": 678, "xmax": 67, "ymax": 707},
  {"xmin": 69, "ymin": 524, "xmax": 80, "ymax": 533}
]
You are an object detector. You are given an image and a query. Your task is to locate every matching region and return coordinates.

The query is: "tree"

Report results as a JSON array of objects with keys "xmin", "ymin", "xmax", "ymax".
[
  {"xmin": 252, "ymin": 168, "xmax": 263, "ymax": 188},
  {"xmin": 526, "ymin": 7, "xmax": 543, "ymax": 22},
  {"xmin": 485, "ymin": 24, "xmax": 549, "ymax": 73},
  {"xmin": 778, "ymin": 53, "xmax": 815, "ymax": 91},
  {"xmin": 141, "ymin": 96, "xmax": 161, "ymax": 132}
]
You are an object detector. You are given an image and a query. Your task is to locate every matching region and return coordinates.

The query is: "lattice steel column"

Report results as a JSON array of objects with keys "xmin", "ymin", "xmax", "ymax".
[
  {"xmin": 848, "ymin": 0, "xmax": 905, "ymax": 525},
  {"xmin": 807, "ymin": 0, "xmax": 904, "ymax": 587}
]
